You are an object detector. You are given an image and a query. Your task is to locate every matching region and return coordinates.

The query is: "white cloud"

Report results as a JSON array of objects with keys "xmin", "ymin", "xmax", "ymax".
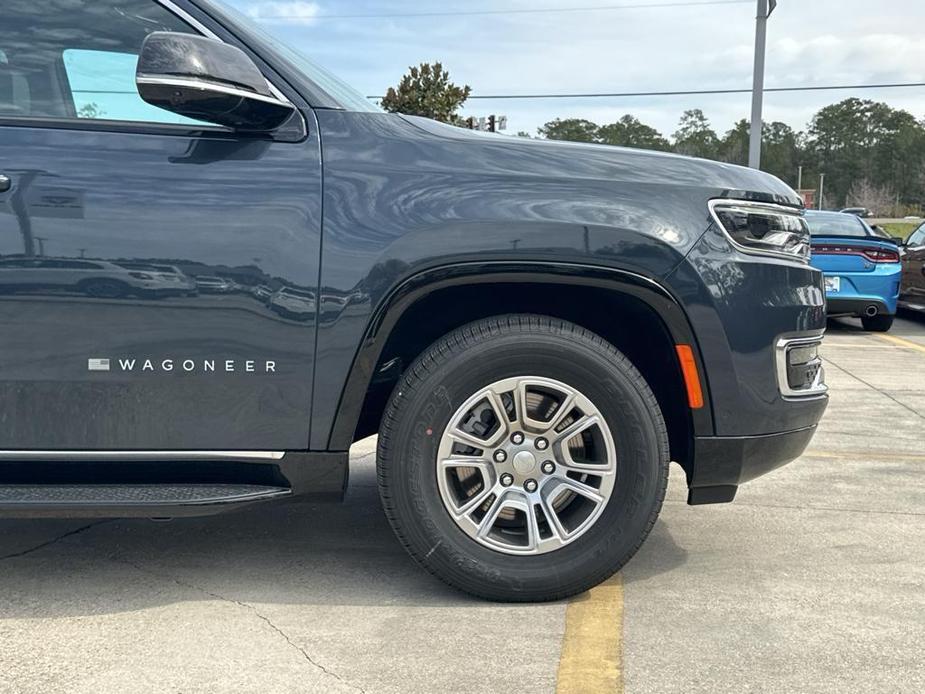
[
  {"xmin": 246, "ymin": 1, "xmax": 320, "ymax": 26},
  {"xmin": 229, "ymin": 0, "xmax": 925, "ymax": 137}
]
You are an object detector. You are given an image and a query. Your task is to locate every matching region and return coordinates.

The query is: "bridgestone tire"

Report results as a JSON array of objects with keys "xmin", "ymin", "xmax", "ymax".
[{"xmin": 376, "ymin": 315, "xmax": 670, "ymax": 602}]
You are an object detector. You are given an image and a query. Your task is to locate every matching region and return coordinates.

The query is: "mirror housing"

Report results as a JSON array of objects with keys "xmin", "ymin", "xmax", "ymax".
[
  {"xmin": 892, "ymin": 236, "xmax": 906, "ymax": 246},
  {"xmin": 136, "ymin": 32, "xmax": 296, "ymax": 131}
]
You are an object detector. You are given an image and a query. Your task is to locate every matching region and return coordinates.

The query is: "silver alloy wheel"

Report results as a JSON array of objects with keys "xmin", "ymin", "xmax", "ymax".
[{"xmin": 436, "ymin": 376, "xmax": 617, "ymax": 555}]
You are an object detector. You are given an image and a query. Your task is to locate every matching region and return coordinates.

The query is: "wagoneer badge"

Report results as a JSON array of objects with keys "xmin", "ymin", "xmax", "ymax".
[{"xmin": 88, "ymin": 358, "xmax": 277, "ymax": 373}]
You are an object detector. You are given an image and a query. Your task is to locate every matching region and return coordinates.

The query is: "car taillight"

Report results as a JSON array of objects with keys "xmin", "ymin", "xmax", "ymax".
[{"xmin": 812, "ymin": 245, "xmax": 900, "ymax": 263}]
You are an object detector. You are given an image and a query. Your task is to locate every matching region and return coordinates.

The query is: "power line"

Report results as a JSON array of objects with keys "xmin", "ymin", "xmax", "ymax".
[
  {"xmin": 367, "ymin": 82, "xmax": 925, "ymax": 100},
  {"xmin": 254, "ymin": 0, "xmax": 751, "ymax": 21}
]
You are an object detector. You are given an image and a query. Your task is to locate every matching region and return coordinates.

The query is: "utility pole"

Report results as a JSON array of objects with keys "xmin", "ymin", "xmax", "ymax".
[
  {"xmin": 818, "ymin": 173, "xmax": 825, "ymax": 210},
  {"xmin": 796, "ymin": 165, "xmax": 803, "ymax": 190},
  {"xmin": 748, "ymin": 0, "xmax": 776, "ymax": 169}
]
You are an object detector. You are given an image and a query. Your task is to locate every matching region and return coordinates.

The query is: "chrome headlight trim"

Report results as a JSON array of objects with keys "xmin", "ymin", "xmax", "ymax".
[{"xmin": 708, "ymin": 198, "xmax": 810, "ymax": 263}]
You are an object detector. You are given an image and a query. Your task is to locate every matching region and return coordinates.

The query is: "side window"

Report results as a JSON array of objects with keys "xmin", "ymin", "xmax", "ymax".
[
  {"xmin": 909, "ymin": 226, "xmax": 925, "ymax": 247},
  {"xmin": 63, "ymin": 49, "xmax": 206, "ymax": 125},
  {"xmin": 1, "ymin": 0, "xmax": 214, "ymax": 126}
]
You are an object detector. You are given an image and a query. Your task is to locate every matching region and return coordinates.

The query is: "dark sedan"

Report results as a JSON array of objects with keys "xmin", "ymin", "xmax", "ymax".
[{"xmin": 899, "ymin": 222, "xmax": 925, "ymax": 313}]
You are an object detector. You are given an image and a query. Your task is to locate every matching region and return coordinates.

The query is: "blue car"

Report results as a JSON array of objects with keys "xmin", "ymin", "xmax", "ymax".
[{"xmin": 807, "ymin": 211, "xmax": 902, "ymax": 332}]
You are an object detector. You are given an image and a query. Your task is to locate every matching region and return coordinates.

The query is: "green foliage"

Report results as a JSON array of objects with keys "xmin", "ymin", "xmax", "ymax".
[
  {"xmin": 877, "ymin": 222, "xmax": 919, "ymax": 241},
  {"xmin": 76, "ymin": 102, "xmax": 105, "ymax": 119},
  {"xmin": 380, "ymin": 62, "xmax": 471, "ymax": 124},
  {"xmin": 802, "ymin": 98, "xmax": 925, "ymax": 212},
  {"xmin": 537, "ymin": 118, "xmax": 599, "ymax": 142},
  {"xmin": 598, "ymin": 115, "xmax": 671, "ymax": 151},
  {"xmin": 534, "ymin": 98, "xmax": 925, "ymax": 212},
  {"xmin": 538, "ymin": 115, "xmax": 670, "ymax": 150},
  {"xmin": 672, "ymin": 109, "xmax": 719, "ymax": 159}
]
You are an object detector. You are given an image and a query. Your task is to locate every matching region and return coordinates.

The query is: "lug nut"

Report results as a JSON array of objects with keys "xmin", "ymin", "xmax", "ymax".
[
  {"xmin": 535, "ymin": 437, "xmax": 549, "ymax": 451},
  {"xmin": 511, "ymin": 432, "xmax": 525, "ymax": 445},
  {"xmin": 524, "ymin": 479, "xmax": 538, "ymax": 493},
  {"xmin": 493, "ymin": 450, "xmax": 507, "ymax": 463},
  {"xmin": 541, "ymin": 461, "xmax": 556, "ymax": 475},
  {"xmin": 500, "ymin": 473, "xmax": 514, "ymax": 487}
]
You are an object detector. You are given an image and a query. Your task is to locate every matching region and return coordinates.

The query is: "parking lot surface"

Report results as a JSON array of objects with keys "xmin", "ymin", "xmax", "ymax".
[{"xmin": 1, "ymin": 314, "xmax": 923, "ymax": 694}]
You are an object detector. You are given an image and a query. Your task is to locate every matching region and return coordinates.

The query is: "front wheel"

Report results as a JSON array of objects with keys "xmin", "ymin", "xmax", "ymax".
[
  {"xmin": 861, "ymin": 314, "xmax": 894, "ymax": 332},
  {"xmin": 377, "ymin": 315, "xmax": 669, "ymax": 601}
]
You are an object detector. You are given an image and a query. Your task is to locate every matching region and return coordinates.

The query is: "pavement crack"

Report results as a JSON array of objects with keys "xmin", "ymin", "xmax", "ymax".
[
  {"xmin": 821, "ymin": 355, "xmax": 925, "ymax": 421},
  {"xmin": 0, "ymin": 520, "xmax": 108, "ymax": 561},
  {"xmin": 111, "ymin": 556, "xmax": 367, "ymax": 694}
]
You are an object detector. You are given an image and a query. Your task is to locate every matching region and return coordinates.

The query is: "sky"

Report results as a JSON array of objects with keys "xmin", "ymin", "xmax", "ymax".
[{"xmin": 224, "ymin": 0, "xmax": 925, "ymax": 138}]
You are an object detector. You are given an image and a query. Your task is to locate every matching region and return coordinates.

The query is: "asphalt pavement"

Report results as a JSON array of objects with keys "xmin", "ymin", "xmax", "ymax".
[{"xmin": 0, "ymin": 313, "xmax": 923, "ymax": 693}]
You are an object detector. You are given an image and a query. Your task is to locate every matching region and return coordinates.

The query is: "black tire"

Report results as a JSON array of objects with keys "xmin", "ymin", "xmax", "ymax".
[
  {"xmin": 861, "ymin": 314, "xmax": 894, "ymax": 332},
  {"xmin": 377, "ymin": 315, "xmax": 669, "ymax": 601}
]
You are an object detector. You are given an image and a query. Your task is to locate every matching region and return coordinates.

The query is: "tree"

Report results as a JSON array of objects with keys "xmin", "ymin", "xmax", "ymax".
[
  {"xmin": 537, "ymin": 118, "xmax": 599, "ymax": 142},
  {"xmin": 673, "ymin": 109, "xmax": 719, "ymax": 159},
  {"xmin": 597, "ymin": 115, "xmax": 670, "ymax": 151},
  {"xmin": 77, "ymin": 102, "xmax": 105, "ymax": 119},
  {"xmin": 846, "ymin": 178, "xmax": 897, "ymax": 216},
  {"xmin": 803, "ymin": 98, "xmax": 925, "ymax": 208},
  {"xmin": 380, "ymin": 62, "xmax": 471, "ymax": 123}
]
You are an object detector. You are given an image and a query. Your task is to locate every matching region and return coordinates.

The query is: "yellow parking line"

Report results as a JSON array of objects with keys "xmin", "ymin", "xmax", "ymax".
[
  {"xmin": 805, "ymin": 450, "xmax": 925, "ymax": 462},
  {"xmin": 875, "ymin": 333, "xmax": 925, "ymax": 355},
  {"xmin": 557, "ymin": 573, "xmax": 623, "ymax": 694}
]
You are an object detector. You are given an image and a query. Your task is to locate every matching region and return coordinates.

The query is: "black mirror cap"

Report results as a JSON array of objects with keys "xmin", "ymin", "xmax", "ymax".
[{"xmin": 136, "ymin": 32, "xmax": 296, "ymax": 131}]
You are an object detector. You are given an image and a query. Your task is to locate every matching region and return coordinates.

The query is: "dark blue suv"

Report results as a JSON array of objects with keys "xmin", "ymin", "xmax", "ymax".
[{"xmin": 0, "ymin": 0, "xmax": 827, "ymax": 601}]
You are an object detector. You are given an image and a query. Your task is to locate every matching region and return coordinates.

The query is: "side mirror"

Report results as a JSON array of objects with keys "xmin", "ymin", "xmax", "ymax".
[
  {"xmin": 892, "ymin": 237, "xmax": 906, "ymax": 246},
  {"xmin": 136, "ymin": 32, "xmax": 296, "ymax": 131}
]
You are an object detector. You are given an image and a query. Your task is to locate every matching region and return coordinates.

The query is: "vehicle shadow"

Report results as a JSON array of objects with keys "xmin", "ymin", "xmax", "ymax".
[{"xmin": 0, "ymin": 457, "xmax": 688, "ymax": 617}]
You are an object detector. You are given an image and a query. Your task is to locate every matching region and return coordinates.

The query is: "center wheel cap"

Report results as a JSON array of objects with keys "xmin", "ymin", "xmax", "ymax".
[{"xmin": 512, "ymin": 450, "xmax": 537, "ymax": 475}]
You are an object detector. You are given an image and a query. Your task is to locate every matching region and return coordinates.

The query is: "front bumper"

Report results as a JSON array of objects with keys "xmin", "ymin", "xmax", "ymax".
[{"xmin": 687, "ymin": 424, "xmax": 821, "ymax": 504}]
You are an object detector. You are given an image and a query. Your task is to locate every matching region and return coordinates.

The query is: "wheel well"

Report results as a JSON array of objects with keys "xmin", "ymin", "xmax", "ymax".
[{"xmin": 351, "ymin": 282, "xmax": 694, "ymax": 473}]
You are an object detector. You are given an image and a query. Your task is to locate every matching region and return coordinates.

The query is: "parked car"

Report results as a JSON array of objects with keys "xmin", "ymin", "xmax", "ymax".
[
  {"xmin": 268, "ymin": 286, "xmax": 315, "ymax": 320},
  {"xmin": 898, "ymin": 221, "xmax": 925, "ymax": 314},
  {"xmin": 118, "ymin": 262, "xmax": 197, "ymax": 296},
  {"xmin": 251, "ymin": 284, "xmax": 273, "ymax": 301},
  {"xmin": 806, "ymin": 211, "xmax": 902, "ymax": 331},
  {"xmin": 194, "ymin": 275, "xmax": 234, "ymax": 294},
  {"xmin": 839, "ymin": 207, "xmax": 872, "ymax": 218},
  {"xmin": 0, "ymin": 0, "xmax": 829, "ymax": 601},
  {"xmin": 0, "ymin": 256, "xmax": 191, "ymax": 298}
]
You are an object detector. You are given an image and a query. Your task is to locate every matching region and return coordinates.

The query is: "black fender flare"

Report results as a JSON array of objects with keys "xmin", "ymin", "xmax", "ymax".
[{"xmin": 327, "ymin": 260, "xmax": 713, "ymax": 449}]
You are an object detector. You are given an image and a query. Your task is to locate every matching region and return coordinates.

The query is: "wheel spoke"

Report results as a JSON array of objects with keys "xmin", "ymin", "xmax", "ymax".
[
  {"xmin": 447, "ymin": 428, "xmax": 492, "ymax": 451},
  {"xmin": 515, "ymin": 379, "xmax": 577, "ymax": 433},
  {"xmin": 438, "ymin": 457, "xmax": 494, "ymax": 517},
  {"xmin": 436, "ymin": 375, "xmax": 617, "ymax": 556},
  {"xmin": 546, "ymin": 392, "xmax": 577, "ymax": 432},
  {"xmin": 554, "ymin": 413, "xmax": 598, "ymax": 444},
  {"xmin": 556, "ymin": 476, "xmax": 605, "ymax": 505},
  {"xmin": 539, "ymin": 493, "xmax": 569, "ymax": 545},
  {"xmin": 523, "ymin": 493, "xmax": 541, "ymax": 552},
  {"xmin": 476, "ymin": 493, "xmax": 508, "ymax": 539}
]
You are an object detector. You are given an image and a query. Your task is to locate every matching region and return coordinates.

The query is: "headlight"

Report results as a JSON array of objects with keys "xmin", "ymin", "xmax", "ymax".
[{"xmin": 709, "ymin": 200, "xmax": 810, "ymax": 261}]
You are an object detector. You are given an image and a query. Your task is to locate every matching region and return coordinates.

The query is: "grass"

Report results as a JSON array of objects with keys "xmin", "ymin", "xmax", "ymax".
[{"xmin": 872, "ymin": 221, "xmax": 920, "ymax": 241}]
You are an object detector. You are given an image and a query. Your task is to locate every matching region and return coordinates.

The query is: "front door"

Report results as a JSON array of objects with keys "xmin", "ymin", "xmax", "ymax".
[
  {"xmin": 0, "ymin": 0, "xmax": 322, "ymax": 450},
  {"xmin": 901, "ymin": 224, "xmax": 925, "ymax": 303}
]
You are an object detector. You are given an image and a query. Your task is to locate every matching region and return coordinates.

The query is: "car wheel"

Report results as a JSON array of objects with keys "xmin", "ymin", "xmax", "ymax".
[
  {"xmin": 861, "ymin": 314, "xmax": 894, "ymax": 332},
  {"xmin": 377, "ymin": 314, "xmax": 669, "ymax": 601}
]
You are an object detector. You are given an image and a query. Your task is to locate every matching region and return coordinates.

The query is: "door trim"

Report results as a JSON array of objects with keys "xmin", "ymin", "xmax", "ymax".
[{"xmin": 0, "ymin": 450, "xmax": 285, "ymax": 461}]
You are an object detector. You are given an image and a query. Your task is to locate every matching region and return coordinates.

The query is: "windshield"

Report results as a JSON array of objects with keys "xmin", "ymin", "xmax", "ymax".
[
  {"xmin": 804, "ymin": 212, "xmax": 869, "ymax": 238},
  {"xmin": 203, "ymin": 0, "xmax": 380, "ymax": 113}
]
